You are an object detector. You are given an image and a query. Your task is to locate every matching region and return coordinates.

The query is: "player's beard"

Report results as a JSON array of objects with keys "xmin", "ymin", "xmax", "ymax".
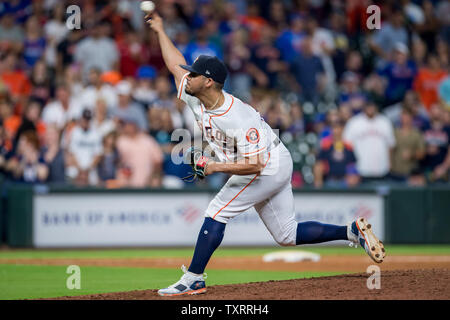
[
  {"xmin": 185, "ymin": 87, "xmax": 194, "ymax": 96},
  {"xmin": 185, "ymin": 86, "xmax": 197, "ymax": 96}
]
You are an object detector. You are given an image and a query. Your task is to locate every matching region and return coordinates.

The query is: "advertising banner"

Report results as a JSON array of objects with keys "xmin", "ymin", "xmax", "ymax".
[{"xmin": 33, "ymin": 192, "xmax": 384, "ymax": 247}]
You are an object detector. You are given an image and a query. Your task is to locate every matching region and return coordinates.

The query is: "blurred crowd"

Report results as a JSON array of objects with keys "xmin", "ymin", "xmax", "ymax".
[{"xmin": 0, "ymin": 0, "xmax": 449, "ymax": 189}]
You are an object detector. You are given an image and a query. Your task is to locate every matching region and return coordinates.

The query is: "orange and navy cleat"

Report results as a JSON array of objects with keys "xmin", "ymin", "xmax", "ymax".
[
  {"xmin": 158, "ymin": 265, "xmax": 207, "ymax": 296},
  {"xmin": 347, "ymin": 217, "xmax": 386, "ymax": 263}
]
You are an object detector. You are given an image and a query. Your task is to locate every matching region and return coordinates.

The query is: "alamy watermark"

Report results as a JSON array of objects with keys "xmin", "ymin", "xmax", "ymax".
[
  {"xmin": 366, "ymin": 265, "xmax": 381, "ymax": 290},
  {"xmin": 66, "ymin": 5, "xmax": 81, "ymax": 30},
  {"xmin": 168, "ymin": 128, "xmax": 281, "ymax": 168},
  {"xmin": 366, "ymin": 5, "xmax": 381, "ymax": 30},
  {"xmin": 66, "ymin": 265, "xmax": 81, "ymax": 289},
  {"xmin": 64, "ymin": 4, "xmax": 381, "ymax": 31}
]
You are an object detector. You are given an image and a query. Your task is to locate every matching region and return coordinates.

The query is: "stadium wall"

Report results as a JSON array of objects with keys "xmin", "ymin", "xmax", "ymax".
[
  {"xmin": 1, "ymin": 184, "xmax": 449, "ymax": 247},
  {"xmin": 0, "ymin": 175, "xmax": 3, "ymax": 244}
]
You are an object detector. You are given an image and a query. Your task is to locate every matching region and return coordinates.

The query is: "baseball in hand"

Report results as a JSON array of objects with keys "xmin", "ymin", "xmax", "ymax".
[{"xmin": 140, "ymin": 1, "xmax": 155, "ymax": 13}]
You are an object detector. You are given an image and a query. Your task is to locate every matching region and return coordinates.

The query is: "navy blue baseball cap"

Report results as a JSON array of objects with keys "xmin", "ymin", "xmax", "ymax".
[{"xmin": 180, "ymin": 55, "xmax": 228, "ymax": 84}]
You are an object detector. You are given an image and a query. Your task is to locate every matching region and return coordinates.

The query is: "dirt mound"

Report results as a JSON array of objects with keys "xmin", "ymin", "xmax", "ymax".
[{"xmin": 52, "ymin": 269, "xmax": 449, "ymax": 300}]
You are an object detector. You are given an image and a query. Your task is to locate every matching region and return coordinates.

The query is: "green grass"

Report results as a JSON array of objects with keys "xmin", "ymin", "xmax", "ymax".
[
  {"xmin": 0, "ymin": 245, "xmax": 449, "ymax": 259},
  {"xmin": 0, "ymin": 264, "xmax": 343, "ymax": 300},
  {"xmin": 1, "ymin": 245, "xmax": 448, "ymax": 299}
]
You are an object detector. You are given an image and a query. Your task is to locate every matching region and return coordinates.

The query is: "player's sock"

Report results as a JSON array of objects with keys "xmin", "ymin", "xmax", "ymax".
[
  {"xmin": 296, "ymin": 221, "xmax": 348, "ymax": 245},
  {"xmin": 188, "ymin": 217, "xmax": 226, "ymax": 275}
]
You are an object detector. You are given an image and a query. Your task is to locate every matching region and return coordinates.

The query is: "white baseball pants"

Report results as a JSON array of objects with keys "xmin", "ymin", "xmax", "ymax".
[{"xmin": 205, "ymin": 143, "xmax": 298, "ymax": 246}]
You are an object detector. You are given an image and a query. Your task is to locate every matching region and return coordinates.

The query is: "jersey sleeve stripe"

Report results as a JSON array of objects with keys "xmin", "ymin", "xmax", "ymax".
[{"xmin": 177, "ymin": 73, "xmax": 189, "ymax": 99}]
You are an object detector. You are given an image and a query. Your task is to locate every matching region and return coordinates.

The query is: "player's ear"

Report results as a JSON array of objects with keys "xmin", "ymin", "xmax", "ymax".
[{"xmin": 205, "ymin": 77, "xmax": 214, "ymax": 89}]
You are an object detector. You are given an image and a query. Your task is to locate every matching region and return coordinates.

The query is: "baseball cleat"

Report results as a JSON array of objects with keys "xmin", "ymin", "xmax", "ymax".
[
  {"xmin": 158, "ymin": 265, "xmax": 207, "ymax": 296},
  {"xmin": 347, "ymin": 217, "xmax": 386, "ymax": 263}
]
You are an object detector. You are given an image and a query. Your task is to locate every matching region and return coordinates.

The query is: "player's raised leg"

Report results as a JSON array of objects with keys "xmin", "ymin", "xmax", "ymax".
[
  {"xmin": 255, "ymin": 182, "xmax": 385, "ymax": 263},
  {"xmin": 254, "ymin": 181, "xmax": 347, "ymax": 245},
  {"xmin": 253, "ymin": 149, "xmax": 385, "ymax": 263}
]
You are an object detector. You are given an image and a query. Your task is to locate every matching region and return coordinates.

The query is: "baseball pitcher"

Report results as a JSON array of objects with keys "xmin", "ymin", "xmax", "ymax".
[{"xmin": 146, "ymin": 12, "xmax": 385, "ymax": 297}]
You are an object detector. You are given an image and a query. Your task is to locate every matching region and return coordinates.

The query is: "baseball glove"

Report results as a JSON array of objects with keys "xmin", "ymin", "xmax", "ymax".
[{"xmin": 182, "ymin": 147, "xmax": 210, "ymax": 182}]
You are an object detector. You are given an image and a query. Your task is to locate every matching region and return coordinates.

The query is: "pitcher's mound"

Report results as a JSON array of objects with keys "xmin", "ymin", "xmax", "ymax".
[{"xmin": 53, "ymin": 268, "xmax": 449, "ymax": 300}]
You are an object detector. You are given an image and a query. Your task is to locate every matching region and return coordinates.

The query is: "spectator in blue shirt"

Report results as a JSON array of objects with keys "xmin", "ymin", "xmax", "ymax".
[
  {"xmin": 314, "ymin": 120, "xmax": 359, "ymax": 188},
  {"xmin": 23, "ymin": 16, "xmax": 46, "ymax": 69},
  {"xmin": 217, "ymin": 2, "xmax": 242, "ymax": 36},
  {"xmin": 275, "ymin": 14, "xmax": 306, "ymax": 63},
  {"xmin": 378, "ymin": 43, "xmax": 418, "ymax": 107},
  {"xmin": 420, "ymin": 104, "xmax": 450, "ymax": 182},
  {"xmin": 184, "ymin": 24, "xmax": 222, "ymax": 64},
  {"xmin": 338, "ymin": 71, "xmax": 367, "ymax": 115},
  {"xmin": 439, "ymin": 75, "xmax": 450, "ymax": 109},
  {"xmin": 318, "ymin": 109, "xmax": 342, "ymax": 141},
  {"xmin": 369, "ymin": 7, "xmax": 408, "ymax": 64},
  {"xmin": 248, "ymin": 25, "xmax": 287, "ymax": 90},
  {"xmin": 0, "ymin": 0, "xmax": 31, "ymax": 24},
  {"xmin": 290, "ymin": 36, "xmax": 325, "ymax": 105}
]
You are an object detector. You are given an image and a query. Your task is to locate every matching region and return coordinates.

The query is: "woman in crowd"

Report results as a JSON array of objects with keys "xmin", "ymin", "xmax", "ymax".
[
  {"xmin": 6, "ymin": 130, "xmax": 48, "ymax": 183},
  {"xmin": 41, "ymin": 124, "xmax": 65, "ymax": 184},
  {"xmin": 12, "ymin": 99, "xmax": 46, "ymax": 153},
  {"xmin": 97, "ymin": 131, "xmax": 120, "ymax": 186}
]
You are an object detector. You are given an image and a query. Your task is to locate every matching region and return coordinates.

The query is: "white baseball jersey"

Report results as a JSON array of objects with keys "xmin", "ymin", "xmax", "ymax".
[
  {"xmin": 177, "ymin": 73, "xmax": 280, "ymax": 175},
  {"xmin": 177, "ymin": 72, "xmax": 298, "ymax": 246}
]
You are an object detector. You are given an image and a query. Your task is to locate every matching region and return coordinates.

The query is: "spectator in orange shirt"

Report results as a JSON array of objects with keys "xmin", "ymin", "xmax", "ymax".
[
  {"xmin": 0, "ymin": 52, "xmax": 31, "ymax": 106},
  {"xmin": 0, "ymin": 98, "xmax": 21, "ymax": 151},
  {"xmin": 413, "ymin": 54, "xmax": 448, "ymax": 111},
  {"xmin": 240, "ymin": 2, "xmax": 268, "ymax": 45}
]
